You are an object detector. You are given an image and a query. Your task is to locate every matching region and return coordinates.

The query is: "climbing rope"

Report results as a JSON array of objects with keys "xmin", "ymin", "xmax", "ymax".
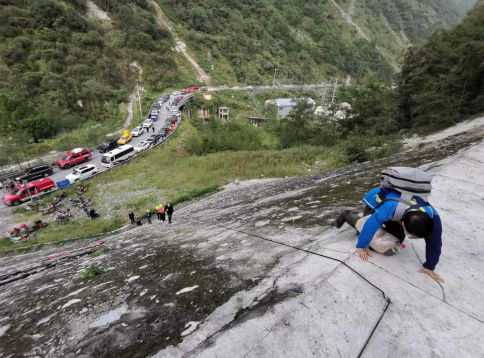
[{"xmin": 216, "ymin": 224, "xmax": 390, "ymax": 357}]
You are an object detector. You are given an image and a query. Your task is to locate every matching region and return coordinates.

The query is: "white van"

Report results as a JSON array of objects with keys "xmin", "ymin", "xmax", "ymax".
[{"xmin": 101, "ymin": 145, "xmax": 135, "ymax": 168}]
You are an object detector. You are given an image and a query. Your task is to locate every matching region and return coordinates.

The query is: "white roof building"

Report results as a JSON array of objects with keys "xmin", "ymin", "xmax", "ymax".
[{"xmin": 265, "ymin": 98, "xmax": 316, "ymax": 119}]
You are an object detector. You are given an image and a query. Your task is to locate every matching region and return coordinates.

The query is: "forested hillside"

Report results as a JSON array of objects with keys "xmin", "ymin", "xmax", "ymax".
[
  {"xmin": 157, "ymin": 0, "xmax": 474, "ymax": 84},
  {"xmin": 341, "ymin": 1, "xmax": 483, "ymax": 135},
  {"xmin": 0, "ymin": 0, "xmax": 476, "ymax": 155},
  {"xmin": 181, "ymin": 1, "xmax": 483, "ymax": 157},
  {"xmin": 398, "ymin": 0, "xmax": 484, "ymax": 128},
  {"xmin": 0, "ymin": 0, "xmax": 186, "ymax": 145}
]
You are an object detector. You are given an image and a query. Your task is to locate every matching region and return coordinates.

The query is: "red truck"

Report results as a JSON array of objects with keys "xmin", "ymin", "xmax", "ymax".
[
  {"xmin": 55, "ymin": 148, "xmax": 92, "ymax": 169},
  {"xmin": 2, "ymin": 178, "xmax": 55, "ymax": 206}
]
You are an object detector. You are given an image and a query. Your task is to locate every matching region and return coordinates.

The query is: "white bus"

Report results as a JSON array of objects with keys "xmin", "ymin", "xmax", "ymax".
[{"xmin": 101, "ymin": 145, "xmax": 135, "ymax": 168}]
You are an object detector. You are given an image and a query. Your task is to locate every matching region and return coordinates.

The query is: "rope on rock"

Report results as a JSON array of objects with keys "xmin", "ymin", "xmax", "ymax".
[{"xmin": 216, "ymin": 224, "xmax": 390, "ymax": 357}]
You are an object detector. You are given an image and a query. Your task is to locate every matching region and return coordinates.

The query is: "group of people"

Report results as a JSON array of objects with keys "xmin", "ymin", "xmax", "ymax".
[
  {"xmin": 41, "ymin": 191, "xmax": 66, "ymax": 214},
  {"xmin": 39, "ymin": 185, "xmax": 100, "ymax": 222},
  {"xmin": 128, "ymin": 202, "xmax": 174, "ymax": 226},
  {"xmin": 51, "ymin": 208, "xmax": 73, "ymax": 222}
]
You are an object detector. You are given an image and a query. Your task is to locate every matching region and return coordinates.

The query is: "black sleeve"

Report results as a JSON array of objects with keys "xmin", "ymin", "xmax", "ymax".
[{"xmin": 423, "ymin": 215, "xmax": 442, "ymax": 270}]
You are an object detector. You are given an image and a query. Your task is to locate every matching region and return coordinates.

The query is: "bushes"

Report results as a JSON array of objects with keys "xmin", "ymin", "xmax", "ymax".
[
  {"xmin": 81, "ymin": 264, "xmax": 104, "ymax": 279},
  {"xmin": 172, "ymin": 186, "xmax": 220, "ymax": 205},
  {"xmin": 185, "ymin": 119, "xmax": 267, "ymax": 155}
]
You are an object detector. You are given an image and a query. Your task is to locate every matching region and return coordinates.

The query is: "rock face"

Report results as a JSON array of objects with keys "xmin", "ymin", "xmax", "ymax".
[{"xmin": 1, "ymin": 130, "xmax": 483, "ymax": 357}]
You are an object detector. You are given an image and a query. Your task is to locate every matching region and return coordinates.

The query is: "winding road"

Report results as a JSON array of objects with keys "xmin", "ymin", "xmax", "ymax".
[{"xmin": 0, "ymin": 92, "xmax": 193, "ymax": 233}]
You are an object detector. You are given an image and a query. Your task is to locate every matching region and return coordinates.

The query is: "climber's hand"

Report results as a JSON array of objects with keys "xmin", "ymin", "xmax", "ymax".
[
  {"xmin": 418, "ymin": 267, "xmax": 444, "ymax": 283},
  {"xmin": 357, "ymin": 248, "xmax": 372, "ymax": 261}
]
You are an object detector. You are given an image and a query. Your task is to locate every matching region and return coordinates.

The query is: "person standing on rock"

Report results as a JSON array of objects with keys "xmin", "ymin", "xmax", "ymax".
[
  {"xmin": 146, "ymin": 210, "xmax": 152, "ymax": 224},
  {"xmin": 164, "ymin": 203, "xmax": 173, "ymax": 223},
  {"xmin": 156, "ymin": 204, "xmax": 165, "ymax": 221},
  {"xmin": 128, "ymin": 212, "xmax": 135, "ymax": 225},
  {"xmin": 155, "ymin": 205, "xmax": 161, "ymax": 221}
]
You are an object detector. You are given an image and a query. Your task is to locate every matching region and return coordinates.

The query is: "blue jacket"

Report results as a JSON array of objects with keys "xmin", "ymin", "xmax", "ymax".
[{"xmin": 359, "ymin": 187, "xmax": 442, "ymax": 270}]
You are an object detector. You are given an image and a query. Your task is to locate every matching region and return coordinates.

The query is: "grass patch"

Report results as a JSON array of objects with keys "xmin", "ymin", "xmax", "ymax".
[
  {"xmin": 0, "ymin": 217, "xmax": 123, "ymax": 253},
  {"xmin": 81, "ymin": 264, "xmax": 104, "ymax": 279},
  {"xmin": 172, "ymin": 186, "xmax": 220, "ymax": 205},
  {"xmin": 12, "ymin": 117, "xmax": 401, "ymax": 249},
  {"xmin": 91, "ymin": 246, "xmax": 110, "ymax": 257}
]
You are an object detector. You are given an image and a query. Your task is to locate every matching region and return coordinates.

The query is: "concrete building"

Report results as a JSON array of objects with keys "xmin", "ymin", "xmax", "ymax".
[
  {"xmin": 265, "ymin": 98, "xmax": 316, "ymax": 119},
  {"xmin": 218, "ymin": 107, "xmax": 229, "ymax": 120}
]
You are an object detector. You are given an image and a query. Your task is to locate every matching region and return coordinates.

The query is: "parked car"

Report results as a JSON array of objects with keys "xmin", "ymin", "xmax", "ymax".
[
  {"xmin": 15, "ymin": 165, "xmax": 54, "ymax": 183},
  {"xmin": 146, "ymin": 134, "xmax": 161, "ymax": 145},
  {"xmin": 117, "ymin": 130, "xmax": 132, "ymax": 145},
  {"xmin": 134, "ymin": 141, "xmax": 151, "ymax": 153},
  {"xmin": 168, "ymin": 124, "xmax": 176, "ymax": 132},
  {"xmin": 56, "ymin": 148, "xmax": 92, "ymax": 169},
  {"xmin": 66, "ymin": 164, "xmax": 98, "ymax": 183},
  {"xmin": 149, "ymin": 115, "xmax": 158, "ymax": 122},
  {"xmin": 132, "ymin": 126, "xmax": 144, "ymax": 137},
  {"xmin": 159, "ymin": 128, "xmax": 168, "ymax": 137},
  {"xmin": 98, "ymin": 140, "xmax": 118, "ymax": 153},
  {"xmin": 142, "ymin": 119, "xmax": 153, "ymax": 129},
  {"xmin": 2, "ymin": 178, "xmax": 55, "ymax": 206}
]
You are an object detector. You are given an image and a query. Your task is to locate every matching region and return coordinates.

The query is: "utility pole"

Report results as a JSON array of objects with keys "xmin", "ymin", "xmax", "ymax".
[
  {"xmin": 272, "ymin": 68, "xmax": 277, "ymax": 87},
  {"xmin": 331, "ymin": 79, "xmax": 338, "ymax": 104}
]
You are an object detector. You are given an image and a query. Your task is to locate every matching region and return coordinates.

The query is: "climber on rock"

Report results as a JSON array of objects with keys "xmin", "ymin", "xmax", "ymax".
[{"xmin": 334, "ymin": 167, "xmax": 444, "ymax": 283}]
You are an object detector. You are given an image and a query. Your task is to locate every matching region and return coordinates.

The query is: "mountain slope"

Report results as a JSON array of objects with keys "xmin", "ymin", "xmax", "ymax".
[
  {"xmin": 0, "ymin": 0, "xmax": 191, "ymax": 145},
  {"xmin": 399, "ymin": 0, "xmax": 484, "ymax": 128},
  {"xmin": 156, "ymin": 0, "xmax": 475, "ymax": 84}
]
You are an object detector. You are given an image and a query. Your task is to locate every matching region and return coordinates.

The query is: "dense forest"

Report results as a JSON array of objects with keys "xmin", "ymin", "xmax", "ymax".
[
  {"xmin": 158, "ymin": 0, "xmax": 472, "ymax": 84},
  {"xmin": 347, "ymin": 0, "xmax": 483, "ymax": 133},
  {"xmin": 0, "ymin": 0, "xmax": 478, "ymax": 161},
  {"xmin": 185, "ymin": 1, "xmax": 483, "ymax": 158},
  {"xmin": 0, "ymin": 0, "xmax": 181, "ymax": 145}
]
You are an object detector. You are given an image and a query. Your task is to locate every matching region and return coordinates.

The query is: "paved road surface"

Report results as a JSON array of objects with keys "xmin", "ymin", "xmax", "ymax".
[{"xmin": 0, "ymin": 92, "xmax": 190, "ymax": 232}]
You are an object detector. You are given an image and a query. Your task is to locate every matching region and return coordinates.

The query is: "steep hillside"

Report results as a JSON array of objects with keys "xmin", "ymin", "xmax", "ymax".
[
  {"xmin": 156, "ymin": 0, "xmax": 475, "ymax": 85},
  {"xmin": 398, "ymin": 0, "xmax": 484, "ymax": 128},
  {"xmin": 0, "ymin": 0, "xmax": 193, "ymax": 146}
]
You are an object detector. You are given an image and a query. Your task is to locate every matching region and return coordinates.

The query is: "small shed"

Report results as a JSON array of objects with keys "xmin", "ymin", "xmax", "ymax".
[
  {"xmin": 218, "ymin": 107, "xmax": 230, "ymax": 120},
  {"xmin": 245, "ymin": 116, "xmax": 267, "ymax": 127}
]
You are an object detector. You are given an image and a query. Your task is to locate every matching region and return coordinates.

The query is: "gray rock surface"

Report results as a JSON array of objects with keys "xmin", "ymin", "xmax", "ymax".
[{"xmin": 0, "ymin": 129, "xmax": 483, "ymax": 357}]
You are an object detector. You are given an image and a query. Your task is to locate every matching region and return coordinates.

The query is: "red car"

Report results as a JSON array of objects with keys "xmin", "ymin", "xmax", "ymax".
[
  {"xmin": 182, "ymin": 86, "xmax": 200, "ymax": 94},
  {"xmin": 55, "ymin": 148, "xmax": 92, "ymax": 169},
  {"xmin": 2, "ymin": 178, "xmax": 55, "ymax": 206}
]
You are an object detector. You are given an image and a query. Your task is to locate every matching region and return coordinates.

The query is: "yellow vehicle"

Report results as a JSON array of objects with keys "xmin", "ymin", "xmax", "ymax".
[{"xmin": 117, "ymin": 130, "xmax": 132, "ymax": 145}]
